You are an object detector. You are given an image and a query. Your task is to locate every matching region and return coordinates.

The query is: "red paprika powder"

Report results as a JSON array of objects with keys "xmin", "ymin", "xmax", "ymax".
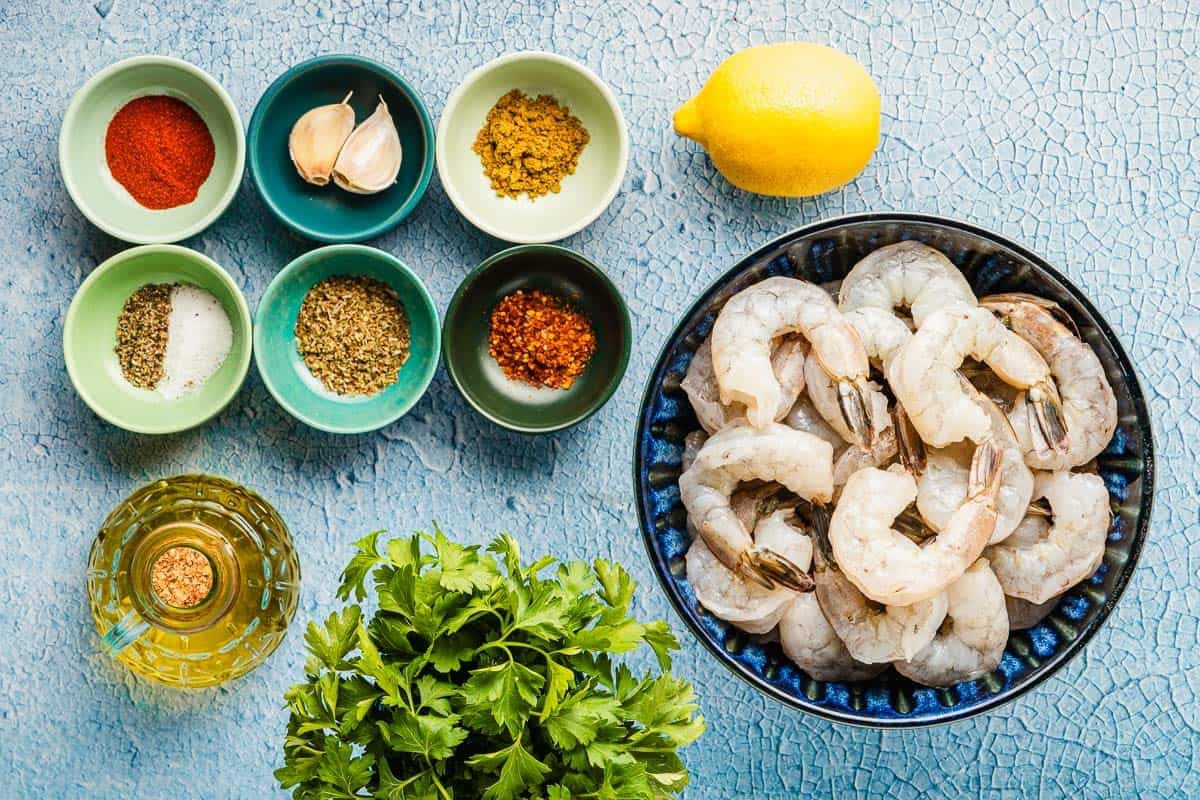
[{"xmin": 105, "ymin": 95, "xmax": 215, "ymax": 210}]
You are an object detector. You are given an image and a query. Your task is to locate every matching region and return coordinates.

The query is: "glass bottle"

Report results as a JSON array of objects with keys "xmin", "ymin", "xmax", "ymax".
[{"xmin": 87, "ymin": 475, "xmax": 301, "ymax": 688}]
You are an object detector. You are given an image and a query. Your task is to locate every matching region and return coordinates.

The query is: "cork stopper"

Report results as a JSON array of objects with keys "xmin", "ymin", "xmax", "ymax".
[{"xmin": 150, "ymin": 546, "xmax": 214, "ymax": 608}]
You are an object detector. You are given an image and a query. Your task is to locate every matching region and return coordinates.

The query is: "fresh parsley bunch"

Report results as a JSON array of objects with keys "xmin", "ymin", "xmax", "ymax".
[{"xmin": 276, "ymin": 530, "xmax": 705, "ymax": 799}]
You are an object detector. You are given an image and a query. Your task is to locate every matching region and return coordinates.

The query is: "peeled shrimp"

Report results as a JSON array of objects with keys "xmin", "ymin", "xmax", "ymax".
[
  {"xmin": 838, "ymin": 241, "xmax": 976, "ymax": 326},
  {"xmin": 916, "ymin": 391, "xmax": 1034, "ymax": 544},
  {"xmin": 681, "ymin": 430, "xmax": 707, "ymax": 472},
  {"xmin": 985, "ymin": 471, "xmax": 1111, "ymax": 604},
  {"xmin": 783, "ymin": 393, "xmax": 845, "ymax": 451},
  {"xmin": 981, "ymin": 294, "xmax": 1117, "ymax": 470},
  {"xmin": 710, "ymin": 277, "xmax": 875, "ymax": 445},
  {"xmin": 1005, "ymin": 593, "xmax": 1061, "ymax": 630},
  {"xmin": 682, "ymin": 335, "xmax": 807, "ymax": 434},
  {"xmin": 685, "ymin": 511, "xmax": 811, "ymax": 634},
  {"xmin": 679, "ymin": 423, "xmax": 834, "ymax": 591},
  {"xmin": 811, "ymin": 521, "xmax": 948, "ymax": 663},
  {"xmin": 779, "ymin": 593, "xmax": 886, "ymax": 682},
  {"xmin": 828, "ymin": 442, "xmax": 1002, "ymax": 606},
  {"xmin": 895, "ymin": 559, "xmax": 1008, "ymax": 686},
  {"xmin": 887, "ymin": 306, "xmax": 1066, "ymax": 451}
]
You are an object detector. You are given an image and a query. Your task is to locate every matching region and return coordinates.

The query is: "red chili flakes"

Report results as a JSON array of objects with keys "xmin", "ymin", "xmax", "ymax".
[{"xmin": 488, "ymin": 290, "xmax": 597, "ymax": 390}]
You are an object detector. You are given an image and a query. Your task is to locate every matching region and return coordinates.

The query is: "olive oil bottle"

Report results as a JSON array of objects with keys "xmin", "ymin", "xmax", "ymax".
[{"xmin": 87, "ymin": 475, "xmax": 300, "ymax": 688}]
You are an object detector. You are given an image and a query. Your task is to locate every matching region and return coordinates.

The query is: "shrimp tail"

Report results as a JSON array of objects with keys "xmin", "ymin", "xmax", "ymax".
[
  {"xmin": 981, "ymin": 292, "xmax": 1081, "ymax": 338},
  {"xmin": 743, "ymin": 547, "xmax": 815, "ymax": 593},
  {"xmin": 892, "ymin": 402, "xmax": 927, "ymax": 476},
  {"xmin": 1028, "ymin": 382, "xmax": 1070, "ymax": 456},
  {"xmin": 837, "ymin": 377, "xmax": 875, "ymax": 450},
  {"xmin": 967, "ymin": 439, "xmax": 1004, "ymax": 504}
]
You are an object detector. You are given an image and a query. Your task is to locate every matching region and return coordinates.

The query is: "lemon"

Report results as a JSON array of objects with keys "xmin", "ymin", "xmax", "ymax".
[{"xmin": 674, "ymin": 43, "xmax": 881, "ymax": 197}]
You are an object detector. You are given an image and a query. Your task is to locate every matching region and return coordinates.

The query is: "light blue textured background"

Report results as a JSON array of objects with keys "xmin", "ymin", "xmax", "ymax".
[{"xmin": 2, "ymin": 1, "xmax": 1197, "ymax": 797}]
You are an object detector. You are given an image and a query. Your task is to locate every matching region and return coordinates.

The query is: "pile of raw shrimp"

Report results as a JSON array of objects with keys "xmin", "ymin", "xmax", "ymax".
[{"xmin": 678, "ymin": 241, "xmax": 1117, "ymax": 688}]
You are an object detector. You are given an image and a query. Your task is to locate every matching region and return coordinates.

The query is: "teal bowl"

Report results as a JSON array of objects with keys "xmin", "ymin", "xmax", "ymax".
[
  {"xmin": 59, "ymin": 55, "xmax": 245, "ymax": 244},
  {"xmin": 442, "ymin": 245, "xmax": 630, "ymax": 433},
  {"xmin": 254, "ymin": 245, "xmax": 439, "ymax": 433},
  {"xmin": 248, "ymin": 55, "xmax": 435, "ymax": 243},
  {"xmin": 63, "ymin": 245, "xmax": 252, "ymax": 434}
]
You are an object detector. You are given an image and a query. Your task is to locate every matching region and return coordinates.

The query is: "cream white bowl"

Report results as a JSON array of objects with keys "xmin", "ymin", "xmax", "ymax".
[{"xmin": 436, "ymin": 51, "xmax": 629, "ymax": 243}]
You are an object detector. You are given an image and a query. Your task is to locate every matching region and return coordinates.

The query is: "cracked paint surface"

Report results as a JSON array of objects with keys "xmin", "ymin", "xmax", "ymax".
[{"xmin": 1, "ymin": 1, "xmax": 1197, "ymax": 797}]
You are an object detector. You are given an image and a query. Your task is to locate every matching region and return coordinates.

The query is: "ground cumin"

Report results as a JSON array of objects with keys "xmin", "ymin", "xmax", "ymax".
[
  {"xmin": 472, "ymin": 90, "xmax": 590, "ymax": 199},
  {"xmin": 151, "ymin": 546, "xmax": 214, "ymax": 608},
  {"xmin": 488, "ymin": 290, "xmax": 597, "ymax": 390}
]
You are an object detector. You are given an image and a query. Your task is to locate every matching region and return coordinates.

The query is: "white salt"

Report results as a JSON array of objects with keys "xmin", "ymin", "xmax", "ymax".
[{"xmin": 157, "ymin": 284, "xmax": 234, "ymax": 400}]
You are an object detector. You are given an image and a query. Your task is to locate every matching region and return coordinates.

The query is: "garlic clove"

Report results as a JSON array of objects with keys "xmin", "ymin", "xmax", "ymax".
[
  {"xmin": 332, "ymin": 96, "xmax": 402, "ymax": 195},
  {"xmin": 288, "ymin": 92, "xmax": 356, "ymax": 185}
]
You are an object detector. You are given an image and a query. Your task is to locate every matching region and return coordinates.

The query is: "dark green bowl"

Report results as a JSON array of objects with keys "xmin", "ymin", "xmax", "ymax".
[
  {"xmin": 443, "ymin": 245, "xmax": 630, "ymax": 433},
  {"xmin": 247, "ymin": 55, "xmax": 434, "ymax": 243}
]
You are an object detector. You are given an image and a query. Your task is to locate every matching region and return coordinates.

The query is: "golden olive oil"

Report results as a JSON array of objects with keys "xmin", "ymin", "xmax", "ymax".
[{"xmin": 87, "ymin": 475, "xmax": 300, "ymax": 688}]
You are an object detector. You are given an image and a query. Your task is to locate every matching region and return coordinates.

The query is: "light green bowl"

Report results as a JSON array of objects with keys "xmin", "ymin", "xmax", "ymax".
[
  {"xmin": 59, "ymin": 55, "xmax": 245, "ymax": 244},
  {"xmin": 436, "ymin": 51, "xmax": 629, "ymax": 243},
  {"xmin": 63, "ymin": 245, "xmax": 252, "ymax": 434}
]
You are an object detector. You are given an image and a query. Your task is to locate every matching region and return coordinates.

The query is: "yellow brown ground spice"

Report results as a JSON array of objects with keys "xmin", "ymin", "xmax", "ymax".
[
  {"xmin": 295, "ymin": 275, "xmax": 411, "ymax": 396},
  {"xmin": 488, "ymin": 290, "xmax": 597, "ymax": 390},
  {"xmin": 115, "ymin": 283, "xmax": 174, "ymax": 388},
  {"xmin": 150, "ymin": 546, "xmax": 214, "ymax": 608},
  {"xmin": 472, "ymin": 89, "xmax": 590, "ymax": 199}
]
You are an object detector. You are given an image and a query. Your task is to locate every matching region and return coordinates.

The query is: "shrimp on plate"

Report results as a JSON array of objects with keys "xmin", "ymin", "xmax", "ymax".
[
  {"xmin": 685, "ymin": 510, "xmax": 812, "ymax": 634},
  {"xmin": 981, "ymin": 293, "xmax": 1117, "ymax": 470},
  {"xmin": 682, "ymin": 335, "xmax": 807, "ymax": 434},
  {"xmin": 895, "ymin": 558, "xmax": 1008, "ymax": 686},
  {"xmin": 1005, "ymin": 593, "xmax": 1061, "ymax": 631},
  {"xmin": 828, "ymin": 441, "xmax": 1002, "ymax": 606},
  {"xmin": 838, "ymin": 241, "xmax": 976, "ymax": 326},
  {"xmin": 679, "ymin": 423, "xmax": 834, "ymax": 592},
  {"xmin": 887, "ymin": 305, "xmax": 1067, "ymax": 452},
  {"xmin": 985, "ymin": 471, "xmax": 1111, "ymax": 605},
  {"xmin": 710, "ymin": 277, "xmax": 876, "ymax": 447}
]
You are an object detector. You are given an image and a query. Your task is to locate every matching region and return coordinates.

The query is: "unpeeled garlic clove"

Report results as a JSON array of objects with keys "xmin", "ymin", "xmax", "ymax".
[
  {"xmin": 332, "ymin": 96, "xmax": 402, "ymax": 195},
  {"xmin": 289, "ymin": 92, "xmax": 356, "ymax": 185}
]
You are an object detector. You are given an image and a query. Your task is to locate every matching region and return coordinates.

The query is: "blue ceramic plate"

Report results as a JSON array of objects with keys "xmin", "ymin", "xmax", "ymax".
[
  {"xmin": 634, "ymin": 213, "xmax": 1154, "ymax": 727},
  {"xmin": 247, "ymin": 55, "xmax": 434, "ymax": 243},
  {"xmin": 254, "ymin": 244, "xmax": 439, "ymax": 434}
]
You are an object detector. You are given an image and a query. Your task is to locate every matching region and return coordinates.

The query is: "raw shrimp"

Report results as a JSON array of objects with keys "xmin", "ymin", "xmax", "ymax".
[
  {"xmin": 985, "ymin": 471, "xmax": 1111, "ymax": 604},
  {"xmin": 783, "ymin": 393, "xmax": 846, "ymax": 451},
  {"xmin": 916, "ymin": 390, "xmax": 1034, "ymax": 544},
  {"xmin": 1005, "ymin": 593, "xmax": 1061, "ymax": 630},
  {"xmin": 895, "ymin": 559, "xmax": 1008, "ymax": 686},
  {"xmin": 779, "ymin": 594, "xmax": 886, "ymax": 682},
  {"xmin": 682, "ymin": 335, "xmax": 807, "ymax": 434},
  {"xmin": 685, "ymin": 511, "xmax": 811, "ymax": 634},
  {"xmin": 981, "ymin": 294, "xmax": 1118, "ymax": 470},
  {"xmin": 810, "ymin": 516, "xmax": 948, "ymax": 663},
  {"xmin": 681, "ymin": 430, "xmax": 708, "ymax": 472},
  {"xmin": 887, "ymin": 306, "xmax": 1066, "ymax": 451},
  {"xmin": 710, "ymin": 277, "xmax": 875, "ymax": 445},
  {"xmin": 828, "ymin": 442, "xmax": 1002, "ymax": 606},
  {"xmin": 679, "ymin": 423, "xmax": 834, "ymax": 591},
  {"xmin": 838, "ymin": 241, "xmax": 976, "ymax": 326}
]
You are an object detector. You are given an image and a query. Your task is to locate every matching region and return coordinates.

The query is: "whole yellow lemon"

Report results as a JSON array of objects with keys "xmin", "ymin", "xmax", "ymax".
[{"xmin": 674, "ymin": 43, "xmax": 881, "ymax": 197}]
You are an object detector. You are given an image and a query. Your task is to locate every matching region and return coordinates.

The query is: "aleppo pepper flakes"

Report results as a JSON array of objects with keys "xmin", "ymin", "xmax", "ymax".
[
  {"xmin": 105, "ymin": 95, "xmax": 215, "ymax": 210},
  {"xmin": 472, "ymin": 89, "xmax": 590, "ymax": 199},
  {"xmin": 488, "ymin": 289, "xmax": 597, "ymax": 390},
  {"xmin": 295, "ymin": 275, "xmax": 411, "ymax": 397}
]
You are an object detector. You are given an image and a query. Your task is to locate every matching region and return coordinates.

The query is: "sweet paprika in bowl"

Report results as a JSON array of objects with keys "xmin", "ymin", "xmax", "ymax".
[{"xmin": 59, "ymin": 55, "xmax": 245, "ymax": 243}]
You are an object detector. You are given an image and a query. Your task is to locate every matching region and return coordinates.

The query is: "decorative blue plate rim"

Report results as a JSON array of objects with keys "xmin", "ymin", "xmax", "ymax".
[{"xmin": 632, "ymin": 211, "xmax": 1155, "ymax": 728}]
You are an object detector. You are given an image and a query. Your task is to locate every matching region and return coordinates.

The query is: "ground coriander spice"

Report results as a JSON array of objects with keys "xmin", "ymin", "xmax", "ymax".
[
  {"xmin": 150, "ymin": 546, "xmax": 214, "ymax": 609},
  {"xmin": 295, "ymin": 275, "xmax": 411, "ymax": 396},
  {"xmin": 488, "ymin": 289, "xmax": 597, "ymax": 390},
  {"xmin": 472, "ymin": 89, "xmax": 591, "ymax": 199},
  {"xmin": 115, "ymin": 283, "xmax": 174, "ymax": 389}
]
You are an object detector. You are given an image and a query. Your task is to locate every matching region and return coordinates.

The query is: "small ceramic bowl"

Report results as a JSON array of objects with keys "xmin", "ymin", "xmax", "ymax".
[
  {"xmin": 255, "ymin": 244, "xmax": 439, "ymax": 433},
  {"xmin": 437, "ymin": 51, "xmax": 629, "ymax": 244},
  {"xmin": 442, "ymin": 245, "xmax": 630, "ymax": 433},
  {"xmin": 63, "ymin": 245, "xmax": 252, "ymax": 433},
  {"xmin": 59, "ymin": 56, "xmax": 245, "ymax": 244},
  {"xmin": 248, "ymin": 55, "xmax": 435, "ymax": 243}
]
